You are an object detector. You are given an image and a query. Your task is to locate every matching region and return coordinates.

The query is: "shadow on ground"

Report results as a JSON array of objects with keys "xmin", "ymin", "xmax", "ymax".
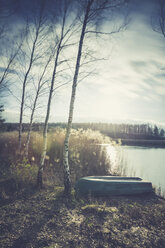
[{"xmin": 0, "ymin": 186, "xmax": 165, "ymax": 248}]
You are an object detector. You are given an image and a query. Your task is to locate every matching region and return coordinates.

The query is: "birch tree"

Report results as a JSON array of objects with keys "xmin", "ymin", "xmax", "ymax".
[
  {"xmin": 37, "ymin": 0, "xmax": 78, "ymax": 188},
  {"xmin": 18, "ymin": 0, "xmax": 50, "ymax": 153},
  {"xmin": 24, "ymin": 54, "xmax": 53, "ymax": 157},
  {"xmin": 63, "ymin": 0, "xmax": 128, "ymax": 194}
]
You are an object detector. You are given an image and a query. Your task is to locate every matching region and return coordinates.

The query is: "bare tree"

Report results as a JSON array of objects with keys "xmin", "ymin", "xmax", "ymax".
[
  {"xmin": 24, "ymin": 54, "xmax": 53, "ymax": 157},
  {"xmin": 152, "ymin": 0, "xmax": 165, "ymax": 37},
  {"xmin": 0, "ymin": 0, "xmax": 23, "ymax": 96},
  {"xmin": 62, "ymin": 0, "xmax": 128, "ymax": 194},
  {"xmin": 0, "ymin": 0, "xmax": 19, "ymax": 40},
  {"xmin": 0, "ymin": 42, "xmax": 22, "ymax": 95},
  {"xmin": 37, "ymin": 0, "xmax": 78, "ymax": 188},
  {"xmin": 18, "ymin": 0, "xmax": 50, "ymax": 153}
]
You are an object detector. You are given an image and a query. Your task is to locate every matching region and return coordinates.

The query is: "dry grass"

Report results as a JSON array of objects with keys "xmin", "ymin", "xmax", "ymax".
[
  {"xmin": 0, "ymin": 186, "xmax": 164, "ymax": 248},
  {"xmin": 0, "ymin": 128, "xmax": 114, "ymax": 186}
]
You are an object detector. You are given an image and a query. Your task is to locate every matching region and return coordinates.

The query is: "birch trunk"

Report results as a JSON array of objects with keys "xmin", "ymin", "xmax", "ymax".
[
  {"xmin": 18, "ymin": 28, "xmax": 40, "ymax": 153},
  {"xmin": 63, "ymin": 0, "xmax": 93, "ymax": 194},
  {"xmin": 24, "ymin": 57, "xmax": 51, "ymax": 157},
  {"xmin": 37, "ymin": 38, "xmax": 63, "ymax": 189},
  {"xmin": 24, "ymin": 92, "xmax": 38, "ymax": 157},
  {"xmin": 18, "ymin": 0, "xmax": 46, "ymax": 153},
  {"xmin": 37, "ymin": 4, "xmax": 68, "ymax": 188},
  {"xmin": 37, "ymin": 120, "xmax": 48, "ymax": 188},
  {"xmin": 18, "ymin": 79, "xmax": 26, "ymax": 153}
]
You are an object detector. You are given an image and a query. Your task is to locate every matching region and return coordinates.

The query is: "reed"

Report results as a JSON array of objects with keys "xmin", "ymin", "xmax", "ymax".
[{"xmin": 0, "ymin": 128, "xmax": 113, "ymax": 186}]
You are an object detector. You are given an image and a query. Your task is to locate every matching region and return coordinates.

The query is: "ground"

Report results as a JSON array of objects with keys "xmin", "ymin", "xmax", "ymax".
[{"xmin": 0, "ymin": 187, "xmax": 165, "ymax": 248}]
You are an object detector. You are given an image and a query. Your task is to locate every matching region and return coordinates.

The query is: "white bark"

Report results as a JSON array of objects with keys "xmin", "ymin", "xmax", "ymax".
[
  {"xmin": 18, "ymin": 1, "xmax": 47, "ymax": 153},
  {"xmin": 62, "ymin": 0, "xmax": 127, "ymax": 194},
  {"xmin": 37, "ymin": 13, "xmax": 66, "ymax": 188},
  {"xmin": 18, "ymin": 22, "xmax": 43, "ymax": 153},
  {"xmin": 24, "ymin": 91, "xmax": 38, "ymax": 157},
  {"xmin": 24, "ymin": 56, "xmax": 51, "ymax": 157},
  {"xmin": 63, "ymin": 0, "xmax": 94, "ymax": 194}
]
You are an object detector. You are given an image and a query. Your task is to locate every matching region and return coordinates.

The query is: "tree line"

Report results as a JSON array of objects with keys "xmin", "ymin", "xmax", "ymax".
[
  {"xmin": 1, "ymin": 122, "xmax": 165, "ymax": 140},
  {"xmin": 72, "ymin": 123, "xmax": 165, "ymax": 139}
]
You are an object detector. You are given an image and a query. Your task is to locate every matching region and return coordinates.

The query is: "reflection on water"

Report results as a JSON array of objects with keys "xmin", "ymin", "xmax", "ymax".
[
  {"xmin": 106, "ymin": 145, "xmax": 165, "ymax": 197},
  {"xmin": 106, "ymin": 145, "xmax": 118, "ymax": 168}
]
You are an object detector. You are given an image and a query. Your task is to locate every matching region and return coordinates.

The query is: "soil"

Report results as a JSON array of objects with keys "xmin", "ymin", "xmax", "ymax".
[{"xmin": 0, "ymin": 187, "xmax": 165, "ymax": 248}]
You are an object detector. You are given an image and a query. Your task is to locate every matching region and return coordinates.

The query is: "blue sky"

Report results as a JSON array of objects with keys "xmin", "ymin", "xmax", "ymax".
[{"xmin": 2, "ymin": 0, "xmax": 165, "ymax": 126}]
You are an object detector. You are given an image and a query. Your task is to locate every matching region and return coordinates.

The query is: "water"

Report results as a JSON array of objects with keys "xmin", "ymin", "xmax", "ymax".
[{"xmin": 107, "ymin": 145, "xmax": 165, "ymax": 197}]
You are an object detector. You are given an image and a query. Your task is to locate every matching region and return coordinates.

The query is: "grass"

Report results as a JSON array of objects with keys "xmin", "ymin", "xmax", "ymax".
[
  {"xmin": 0, "ymin": 187, "xmax": 165, "ymax": 248},
  {"xmin": 0, "ymin": 129, "xmax": 165, "ymax": 247},
  {"xmin": 0, "ymin": 128, "xmax": 113, "ymax": 189}
]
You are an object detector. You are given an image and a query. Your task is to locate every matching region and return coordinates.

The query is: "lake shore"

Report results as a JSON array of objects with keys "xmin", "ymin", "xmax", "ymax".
[
  {"xmin": 116, "ymin": 138, "xmax": 165, "ymax": 147},
  {"xmin": 0, "ymin": 130, "xmax": 165, "ymax": 247}
]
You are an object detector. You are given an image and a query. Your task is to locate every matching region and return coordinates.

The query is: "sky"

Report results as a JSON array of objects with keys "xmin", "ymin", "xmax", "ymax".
[{"xmin": 1, "ymin": 0, "xmax": 165, "ymax": 126}]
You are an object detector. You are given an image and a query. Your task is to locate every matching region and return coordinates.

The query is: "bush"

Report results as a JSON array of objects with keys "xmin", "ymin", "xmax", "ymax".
[{"xmin": 10, "ymin": 157, "xmax": 38, "ymax": 185}]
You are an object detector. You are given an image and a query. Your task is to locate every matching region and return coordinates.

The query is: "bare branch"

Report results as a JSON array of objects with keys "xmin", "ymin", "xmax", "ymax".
[{"xmin": 152, "ymin": 0, "xmax": 165, "ymax": 37}]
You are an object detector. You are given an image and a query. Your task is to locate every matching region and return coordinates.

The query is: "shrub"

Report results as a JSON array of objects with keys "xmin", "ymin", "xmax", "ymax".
[{"xmin": 10, "ymin": 157, "xmax": 38, "ymax": 185}]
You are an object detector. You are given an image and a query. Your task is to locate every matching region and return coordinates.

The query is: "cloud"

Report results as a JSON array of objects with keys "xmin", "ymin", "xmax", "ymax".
[
  {"xmin": 2, "ymin": 0, "xmax": 165, "ymax": 124},
  {"xmin": 156, "ymin": 73, "xmax": 165, "ymax": 78},
  {"xmin": 155, "ymin": 86, "xmax": 165, "ymax": 96},
  {"xmin": 130, "ymin": 61, "xmax": 147, "ymax": 70}
]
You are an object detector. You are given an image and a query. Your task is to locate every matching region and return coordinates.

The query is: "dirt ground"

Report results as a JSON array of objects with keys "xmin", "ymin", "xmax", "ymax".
[{"xmin": 0, "ymin": 187, "xmax": 165, "ymax": 248}]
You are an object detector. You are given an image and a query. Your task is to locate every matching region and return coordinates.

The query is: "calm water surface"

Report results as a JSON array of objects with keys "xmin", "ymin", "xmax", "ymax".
[{"xmin": 107, "ymin": 145, "xmax": 165, "ymax": 196}]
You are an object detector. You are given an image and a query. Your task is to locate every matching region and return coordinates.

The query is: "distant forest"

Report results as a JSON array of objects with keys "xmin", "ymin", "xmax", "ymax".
[{"xmin": 1, "ymin": 122, "xmax": 165, "ymax": 140}]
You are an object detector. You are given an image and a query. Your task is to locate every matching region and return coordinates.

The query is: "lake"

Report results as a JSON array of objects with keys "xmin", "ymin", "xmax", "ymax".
[{"xmin": 106, "ymin": 145, "xmax": 165, "ymax": 197}]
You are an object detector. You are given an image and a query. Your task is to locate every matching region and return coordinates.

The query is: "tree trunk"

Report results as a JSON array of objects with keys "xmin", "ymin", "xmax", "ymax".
[
  {"xmin": 25, "ymin": 55, "xmax": 51, "ymax": 157},
  {"xmin": 18, "ymin": 9, "xmax": 44, "ymax": 153},
  {"xmin": 37, "ymin": 41, "xmax": 62, "ymax": 188},
  {"xmin": 37, "ymin": 7, "xmax": 67, "ymax": 188},
  {"xmin": 24, "ymin": 99, "xmax": 36, "ymax": 157},
  {"xmin": 18, "ymin": 31, "xmax": 39, "ymax": 153},
  {"xmin": 37, "ymin": 87, "xmax": 52, "ymax": 189},
  {"xmin": 37, "ymin": 167, "xmax": 43, "ymax": 189},
  {"xmin": 18, "ymin": 80, "xmax": 26, "ymax": 153},
  {"xmin": 63, "ymin": 0, "xmax": 93, "ymax": 194},
  {"xmin": 37, "ymin": 125, "xmax": 48, "ymax": 188}
]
